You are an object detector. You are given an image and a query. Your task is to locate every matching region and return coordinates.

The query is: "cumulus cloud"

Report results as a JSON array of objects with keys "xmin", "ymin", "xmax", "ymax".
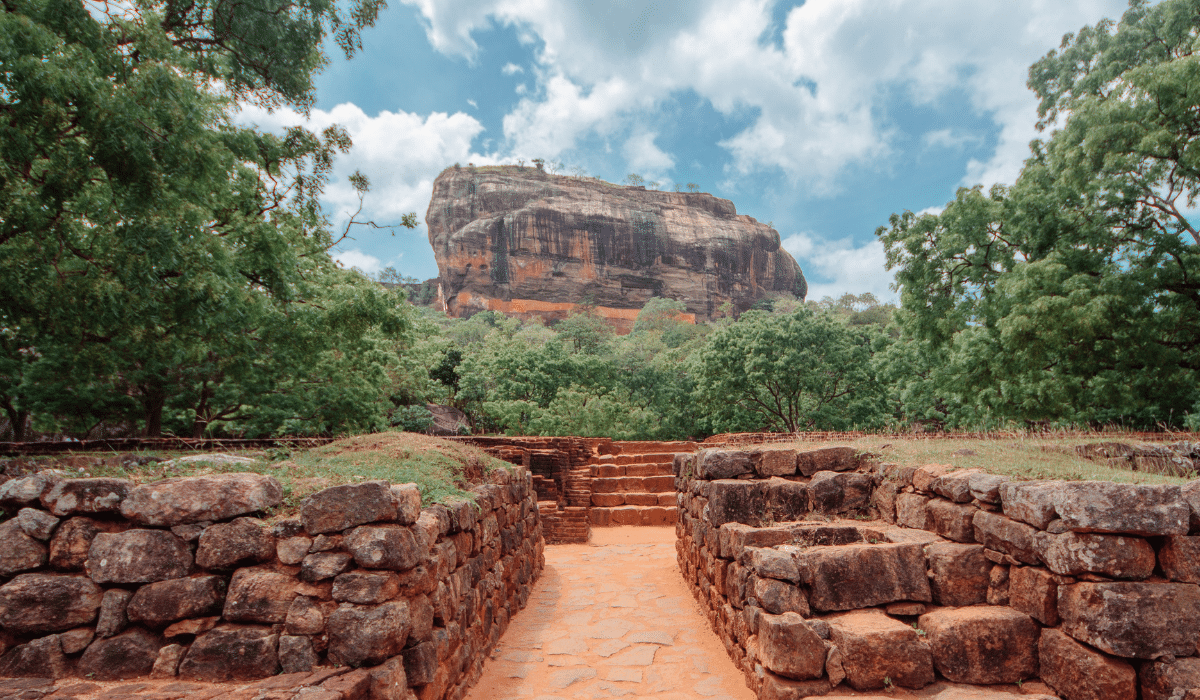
[
  {"xmin": 622, "ymin": 130, "xmax": 675, "ymax": 175},
  {"xmin": 399, "ymin": 0, "xmax": 1126, "ymax": 190},
  {"xmin": 236, "ymin": 102, "xmax": 488, "ymax": 242},
  {"xmin": 334, "ymin": 249, "xmax": 385, "ymax": 275},
  {"xmin": 502, "ymin": 62, "xmax": 524, "ymax": 75},
  {"xmin": 783, "ymin": 232, "xmax": 896, "ymax": 302}
]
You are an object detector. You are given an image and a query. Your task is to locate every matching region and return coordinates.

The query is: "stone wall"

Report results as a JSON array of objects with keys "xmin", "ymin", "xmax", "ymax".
[
  {"xmin": 675, "ymin": 447, "xmax": 1200, "ymax": 700},
  {"xmin": 0, "ymin": 465, "xmax": 544, "ymax": 700}
]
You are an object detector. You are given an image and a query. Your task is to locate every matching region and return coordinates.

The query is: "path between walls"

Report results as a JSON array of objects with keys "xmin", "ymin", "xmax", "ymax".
[{"xmin": 463, "ymin": 527, "xmax": 755, "ymax": 700}]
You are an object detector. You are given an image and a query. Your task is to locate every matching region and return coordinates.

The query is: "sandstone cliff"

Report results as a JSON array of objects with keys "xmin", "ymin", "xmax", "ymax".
[{"xmin": 425, "ymin": 165, "xmax": 806, "ymax": 331}]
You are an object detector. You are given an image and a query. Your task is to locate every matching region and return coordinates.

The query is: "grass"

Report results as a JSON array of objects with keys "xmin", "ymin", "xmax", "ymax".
[
  {"xmin": 771, "ymin": 436, "xmax": 1192, "ymax": 485},
  {"xmin": 20, "ymin": 431, "xmax": 514, "ymax": 518}
]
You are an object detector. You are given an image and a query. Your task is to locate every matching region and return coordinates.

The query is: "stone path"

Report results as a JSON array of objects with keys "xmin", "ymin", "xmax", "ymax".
[{"xmin": 464, "ymin": 527, "xmax": 756, "ymax": 700}]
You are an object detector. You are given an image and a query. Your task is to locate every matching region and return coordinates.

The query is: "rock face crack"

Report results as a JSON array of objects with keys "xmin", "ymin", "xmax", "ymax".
[{"xmin": 426, "ymin": 166, "xmax": 807, "ymax": 330}]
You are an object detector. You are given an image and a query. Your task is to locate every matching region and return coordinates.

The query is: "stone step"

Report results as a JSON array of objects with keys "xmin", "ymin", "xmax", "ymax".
[
  {"xmin": 590, "ymin": 505, "xmax": 678, "ymax": 527},
  {"xmin": 592, "ymin": 492, "xmax": 677, "ymax": 507},
  {"xmin": 590, "ymin": 462, "xmax": 674, "ymax": 478},
  {"xmin": 590, "ymin": 475, "xmax": 675, "ymax": 494},
  {"xmin": 591, "ymin": 453, "xmax": 677, "ymax": 466}
]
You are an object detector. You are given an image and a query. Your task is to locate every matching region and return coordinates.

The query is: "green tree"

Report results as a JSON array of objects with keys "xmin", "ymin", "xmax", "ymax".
[
  {"xmin": 878, "ymin": 0, "xmax": 1200, "ymax": 428},
  {"xmin": 625, "ymin": 173, "xmax": 645, "ymax": 186},
  {"xmin": 692, "ymin": 310, "xmax": 885, "ymax": 433}
]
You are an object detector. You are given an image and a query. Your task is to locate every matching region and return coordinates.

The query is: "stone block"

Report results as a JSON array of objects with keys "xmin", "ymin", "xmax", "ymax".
[
  {"xmin": 1009, "ymin": 566, "xmax": 1060, "ymax": 626},
  {"xmin": 968, "ymin": 473, "xmax": 1008, "ymax": 504},
  {"xmin": 757, "ymin": 612, "xmax": 825, "ymax": 680},
  {"xmin": 795, "ymin": 542, "xmax": 931, "ymax": 612},
  {"xmin": 827, "ymin": 608, "xmax": 935, "ymax": 690},
  {"xmin": 919, "ymin": 606, "xmax": 1039, "ymax": 684},
  {"xmin": 345, "ymin": 525, "xmax": 424, "ymax": 571},
  {"xmin": 48, "ymin": 516, "xmax": 124, "ymax": 571},
  {"xmin": 41, "ymin": 478, "xmax": 130, "ymax": 517},
  {"xmin": 808, "ymin": 471, "xmax": 872, "ymax": 514},
  {"xmin": 279, "ymin": 635, "xmax": 318, "ymax": 674},
  {"xmin": 178, "ymin": 626, "xmax": 280, "ymax": 681},
  {"xmin": 1140, "ymin": 657, "xmax": 1200, "ymax": 700},
  {"xmin": 195, "ymin": 517, "xmax": 275, "ymax": 570},
  {"xmin": 705, "ymin": 480, "xmax": 769, "ymax": 527},
  {"xmin": 127, "ymin": 575, "xmax": 226, "ymax": 626},
  {"xmin": 402, "ymin": 641, "xmax": 437, "ymax": 686},
  {"xmin": 276, "ymin": 536, "xmax": 313, "ymax": 565},
  {"xmin": 1039, "ymin": 627, "xmax": 1136, "ymax": 700},
  {"xmin": 0, "ymin": 573, "xmax": 103, "ymax": 633},
  {"xmin": 591, "ymin": 493, "xmax": 624, "ymax": 506},
  {"xmin": 150, "ymin": 643, "xmax": 186, "ymax": 678},
  {"xmin": 0, "ymin": 519, "xmax": 46, "ymax": 577},
  {"xmin": 748, "ymin": 546, "xmax": 800, "ymax": 581},
  {"xmin": 926, "ymin": 499, "xmax": 976, "ymax": 543},
  {"xmin": 326, "ymin": 601, "xmax": 411, "ymax": 667},
  {"xmin": 301, "ymin": 481, "xmax": 401, "ymax": 535},
  {"xmin": 696, "ymin": 450, "xmax": 753, "ymax": 480},
  {"xmin": 121, "ymin": 473, "xmax": 283, "ymax": 526},
  {"xmin": 390, "ymin": 483, "xmax": 422, "ymax": 525},
  {"xmin": 0, "ymin": 473, "xmax": 60, "ymax": 506},
  {"xmin": 333, "ymin": 572, "xmax": 401, "ymax": 604},
  {"xmin": 795, "ymin": 447, "xmax": 859, "ymax": 477},
  {"xmin": 764, "ymin": 479, "xmax": 808, "ymax": 522},
  {"xmin": 285, "ymin": 595, "xmax": 326, "ymax": 635},
  {"xmin": 895, "ymin": 493, "xmax": 933, "ymax": 530},
  {"xmin": 222, "ymin": 567, "xmax": 298, "ymax": 623},
  {"xmin": 300, "ymin": 552, "xmax": 355, "ymax": 582},
  {"xmin": 1054, "ymin": 482, "xmax": 1188, "ymax": 536},
  {"xmin": 930, "ymin": 469, "xmax": 980, "ymax": 503},
  {"xmin": 972, "ymin": 510, "xmax": 1040, "ymax": 564},
  {"xmin": 17, "ymin": 508, "xmax": 59, "ymax": 540},
  {"xmin": 1059, "ymin": 582, "xmax": 1200, "ymax": 658},
  {"xmin": 912, "ymin": 464, "xmax": 950, "ymax": 492},
  {"xmin": 0, "ymin": 635, "xmax": 70, "ymax": 678},
  {"xmin": 1001, "ymin": 481, "xmax": 1064, "ymax": 530},
  {"xmin": 77, "ymin": 627, "xmax": 162, "ymax": 680},
  {"xmin": 1033, "ymin": 531, "xmax": 1154, "ymax": 579},
  {"xmin": 86, "ymin": 530, "xmax": 192, "ymax": 583},
  {"xmin": 753, "ymin": 449, "xmax": 798, "ymax": 477},
  {"xmin": 758, "ymin": 671, "xmax": 831, "ymax": 700},
  {"xmin": 753, "ymin": 577, "xmax": 809, "ymax": 616},
  {"xmin": 96, "ymin": 588, "xmax": 132, "ymax": 638},
  {"xmin": 924, "ymin": 542, "xmax": 990, "ymax": 607},
  {"xmin": 1157, "ymin": 535, "xmax": 1200, "ymax": 583}
]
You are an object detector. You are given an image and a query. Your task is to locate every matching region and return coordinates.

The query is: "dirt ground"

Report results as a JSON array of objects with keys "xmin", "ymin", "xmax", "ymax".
[{"xmin": 464, "ymin": 526, "xmax": 757, "ymax": 700}]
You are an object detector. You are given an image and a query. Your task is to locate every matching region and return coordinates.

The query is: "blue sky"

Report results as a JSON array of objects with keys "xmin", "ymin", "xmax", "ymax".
[{"xmin": 241, "ymin": 0, "xmax": 1132, "ymax": 302}]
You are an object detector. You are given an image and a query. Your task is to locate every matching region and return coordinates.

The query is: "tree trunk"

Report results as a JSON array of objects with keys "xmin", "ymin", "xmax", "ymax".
[
  {"xmin": 2, "ymin": 400, "xmax": 28, "ymax": 441},
  {"xmin": 191, "ymin": 382, "xmax": 212, "ymax": 438},
  {"xmin": 143, "ymin": 386, "xmax": 166, "ymax": 437}
]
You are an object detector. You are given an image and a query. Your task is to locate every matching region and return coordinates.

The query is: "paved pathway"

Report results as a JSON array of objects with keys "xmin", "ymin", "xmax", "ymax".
[{"xmin": 465, "ymin": 527, "xmax": 756, "ymax": 700}]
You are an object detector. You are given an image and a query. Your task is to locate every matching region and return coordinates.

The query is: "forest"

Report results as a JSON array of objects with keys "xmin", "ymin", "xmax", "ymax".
[{"xmin": 1, "ymin": 0, "xmax": 1197, "ymax": 440}]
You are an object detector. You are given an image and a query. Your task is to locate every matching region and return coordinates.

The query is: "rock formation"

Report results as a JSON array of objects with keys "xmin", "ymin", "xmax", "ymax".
[{"xmin": 425, "ymin": 165, "xmax": 806, "ymax": 331}]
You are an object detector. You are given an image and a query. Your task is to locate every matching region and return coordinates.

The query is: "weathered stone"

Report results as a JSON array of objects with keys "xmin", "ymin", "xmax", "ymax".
[
  {"xmin": 95, "ymin": 588, "xmax": 133, "ymax": 638},
  {"xmin": 1140, "ymin": 657, "xmax": 1200, "ymax": 700},
  {"xmin": 752, "ymin": 449, "xmax": 797, "ymax": 478},
  {"xmin": 345, "ymin": 525, "xmax": 424, "ymax": 571},
  {"xmin": 696, "ymin": 450, "xmax": 753, "ymax": 480},
  {"xmin": 871, "ymin": 481, "xmax": 899, "ymax": 523},
  {"xmin": 912, "ymin": 464, "xmax": 950, "ymax": 492},
  {"xmin": 277, "ymin": 536, "xmax": 313, "ymax": 566},
  {"xmin": 279, "ymin": 635, "xmax": 318, "ymax": 674},
  {"xmin": 926, "ymin": 499, "xmax": 976, "ymax": 543},
  {"xmin": 807, "ymin": 471, "xmax": 872, "ymax": 514},
  {"xmin": 285, "ymin": 596, "xmax": 326, "ymax": 635},
  {"xmin": 756, "ymin": 612, "xmax": 825, "ymax": 680},
  {"xmin": 827, "ymin": 609, "xmax": 935, "ymax": 690},
  {"xmin": 332, "ymin": 571, "xmax": 401, "ymax": 604},
  {"xmin": 795, "ymin": 447, "xmax": 859, "ymax": 477},
  {"xmin": 795, "ymin": 542, "xmax": 931, "ymax": 612},
  {"xmin": 1001, "ymin": 481, "xmax": 1064, "ymax": 530},
  {"xmin": 753, "ymin": 577, "xmax": 809, "ymax": 616},
  {"xmin": 885, "ymin": 602, "xmax": 927, "ymax": 616},
  {"xmin": 390, "ymin": 483, "xmax": 422, "ymax": 526},
  {"xmin": 86, "ymin": 530, "xmax": 192, "ymax": 583},
  {"xmin": 0, "ymin": 634, "xmax": 70, "ymax": 678},
  {"xmin": 895, "ymin": 493, "xmax": 933, "ymax": 530},
  {"xmin": 195, "ymin": 518, "xmax": 275, "ymax": 570},
  {"xmin": 401, "ymin": 642, "xmax": 437, "ymax": 685},
  {"xmin": 1053, "ymin": 482, "xmax": 1188, "ymax": 536},
  {"xmin": 407, "ymin": 593, "xmax": 434, "ymax": 643},
  {"xmin": 0, "ymin": 519, "xmax": 47, "ymax": 576},
  {"xmin": 0, "ymin": 473, "xmax": 60, "ymax": 506},
  {"xmin": 127, "ymin": 575, "xmax": 226, "ymax": 626},
  {"xmin": 919, "ymin": 606, "xmax": 1039, "ymax": 684},
  {"xmin": 178, "ymin": 626, "xmax": 280, "ymax": 681},
  {"xmin": 48, "ymin": 516, "xmax": 123, "ymax": 570},
  {"xmin": 930, "ymin": 470, "xmax": 980, "ymax": 503},
  {"xmin": 163, "ymin": 615, "xmax": 219, "ymax": 639},
  {"xmin": 77, "ymin": 627, "xmax": 162, "ymax": 680},
  {"xmin": 1156, "ymin": 535, "xmax": 1200, "ymax": 583},
  {"xmin": 149, "ymin": 643, "xmax": 186, "ymax": 678},
  {"xmin": 301, "ymin": 481, "xmax": 401, "ymax": 535},
  {"xmin": 1183, "ymin": 480, "xmax": 1200, "ymax": 531},
  {"xmin": 758, "ymin": 671, "xmax": 831, "ymax": 700},
  {"xmin": 704, "ymin": 479, "xmax": 768, "ymax": 527},
  {"xmin": 222, "ymin": 568, "xmax": 298, "ymax": 623},
  {"xmin": 972, "ymin": 510, "xmax": 1040, "ymax": 565},
  {"xmin": 1033, "ymin": 531, "xmax": 1155, "ymax": 579},
  {"xmin": 300, "ymin": 552, "xmax": 355, "ymax": 582},
  {"xmin": 41, "ymin": 478, "xmax": 130, "ymax": 517},
  {"xmin": 120, "ymin": 473, "xmax": 283, "ymax": 527},
  {"xmin": 764, "ymin": 479, "xmax": 808, "ymax": 523},
  {"xmin": 1039, "ymin": 627, "xmax": 1136, "ymax": 700},
  {"xmin": 60, "ymin": 626, "xmax": 94, "ymax": 654},
  {"xmin": 1059, "ymin": 582, "xmax": 1200, "ymax": 658},
  {"xmin": 747, "ymin": 546, "xmax": 800, "ymax": 581},
  {"xmin": 0, "ymin": 573, "xmax": 103, "ymax": 633},
  {"xmin": 1009, "ymin": 566, "xmax": 1060, "ymax": 626},
  {"xmin": 326, "ymin": 601, "xmax": 411, "ymax": 667},
  {"xmin": 17, "ymin": 508, "xmax": 59, "ymax": 540},
  {"xmin": 968, "ymin": 473, "xmax": 1008, "ymax": 504},
  {"xmin": 988, "ymin": 564, "xmax": 1010, "ymax": 605},
  {"xmin": 924, "ymin": 542, "xmax": 990, "ymax": 607},
  {"xmin": 427, "ymin": 167, "xmax": 806, "ymax": 330},
  {"xmin": 169, "ymin": 522, "xmax": 207, "ymax": 542}
]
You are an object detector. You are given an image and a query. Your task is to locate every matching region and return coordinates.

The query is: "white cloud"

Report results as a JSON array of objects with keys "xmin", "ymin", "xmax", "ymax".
[
  {"xmin": 236, "ymin": 102, "xmax": 489, "ymax": 245},
  {"xmin": 399, "ymin": 0, "xmax": 1127, "ymax": 191},
  {"xmin": 467, "ymin": 99, "xmax": 478, "ymax": 108},
  {"xmin": 335, "ymin": 249, "xmax": 385, "ymax": 275},
  {"xmin": 917, "ymin": 204, "xmax": 946, "ymax": 217},
  {"xmin": 622, "ymin": 130, "xmax": 675, "ymax": 175},
  {"xmin": 782, "ymin": 232, "xmax": 896, "ymax": 302},
  {"xmin": 502, "ymin": 62, "xmax": 524, "ymax": 75},
  {"xmin": 922, "ymin": 128, "xmax": 977, "ymax": 150}
]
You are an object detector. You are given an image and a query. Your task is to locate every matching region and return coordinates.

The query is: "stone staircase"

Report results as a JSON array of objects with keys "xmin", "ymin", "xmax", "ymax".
[{"xmin": 588, "ymin": 451, "xmax": 681, "ymax": 526}]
